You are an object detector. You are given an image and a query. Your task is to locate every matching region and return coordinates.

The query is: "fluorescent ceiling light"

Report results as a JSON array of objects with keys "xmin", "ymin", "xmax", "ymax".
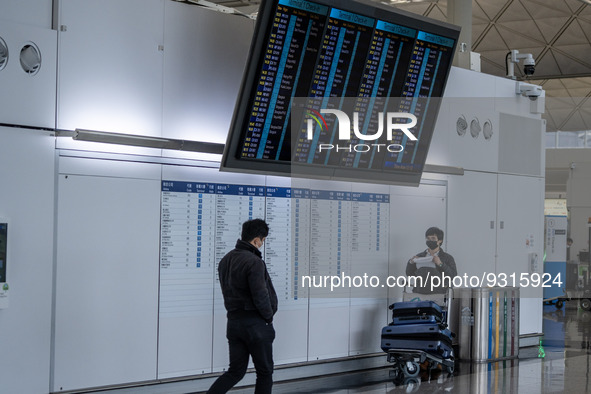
[
  {"xmin": 180, "ymin": 0, "xmax": 257, "ymax": 19},
  {"xmin": 73, "ymin": 129, "xmax": 225, "ymax": 155}
]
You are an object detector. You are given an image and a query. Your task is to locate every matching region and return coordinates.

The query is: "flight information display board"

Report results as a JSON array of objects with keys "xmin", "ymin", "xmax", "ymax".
[
  {"xmin": 221, "ymin": 0, "xmax": 460, "ymax": 185},
  {"xmin": 159, "ymin": 180, "xmax": 390, "ymax": 317}
]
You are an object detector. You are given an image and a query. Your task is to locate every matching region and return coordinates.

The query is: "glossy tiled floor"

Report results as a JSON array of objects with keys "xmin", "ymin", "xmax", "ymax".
[{"xmin": 216, "ymin": 301, "xmax": 591, "ymax": 394}]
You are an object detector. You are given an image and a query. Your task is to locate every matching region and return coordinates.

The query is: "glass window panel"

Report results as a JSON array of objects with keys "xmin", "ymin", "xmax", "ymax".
[
  {"xmin": 545, "ymin": 132, "xmax": 556, "ymax": 148},
  {"xmin": 557, "ymin": 131, "xmax": 582, "ymax": 148}
]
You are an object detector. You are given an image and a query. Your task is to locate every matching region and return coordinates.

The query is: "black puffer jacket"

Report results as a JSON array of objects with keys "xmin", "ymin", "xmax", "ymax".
[{"xmin": 218, "ymin": 239, "xmax": 278, "ymax": 323}]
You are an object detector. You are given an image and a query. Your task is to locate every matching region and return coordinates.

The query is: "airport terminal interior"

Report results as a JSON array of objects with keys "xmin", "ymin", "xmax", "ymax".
[{"xmin": 1, "ymin": 0, "xmax": 591, "ymax": 394}]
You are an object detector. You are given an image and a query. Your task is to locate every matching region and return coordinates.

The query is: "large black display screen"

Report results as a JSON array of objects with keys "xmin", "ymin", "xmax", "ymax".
[{"xmin": 221, "ymin": 0, "xmax": 460, "ymax": 185}]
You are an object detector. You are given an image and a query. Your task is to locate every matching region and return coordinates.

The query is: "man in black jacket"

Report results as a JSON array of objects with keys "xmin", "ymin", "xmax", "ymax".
[
  {"xmin": 406, "ymin": 227, "xmax": 457, "ymax": 294},
  {"xmin": 208, "ymin": 219, "xmax": 278, "ymax": 394}
]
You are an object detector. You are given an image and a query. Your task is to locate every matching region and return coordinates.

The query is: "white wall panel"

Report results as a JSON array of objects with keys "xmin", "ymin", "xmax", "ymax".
[
  {"xmin": 444, "ymin": 98, "xmax": 499, "ymax": 172},
  {"xmin": 56, "ymin": 0, "xmax": 164, "ymax": 137},
  {"xmin": 348, "ymin": 299, "xmax": 388, "ymax": 356},
  {"xmin": 273, "ymin": 307, "xmax": 310, "ymax": 363},
  {"xmin": 443, "ymin": 67, "xmax": 499, "ymax": 98},
  {"xmin": 497, "ymin": 174, "xmax": 544, "ymax": 335},
  {"xmin": 0, "ymin": 127, "xmax": 55, "ymax": 394},
  {"xmin": 0, "ymin": 0, "xmax": 53, "ymax": 28},
  {"xmin": 388, "ymin": 182, "xmax": 447, "ymax": 302},
  {"xmin": 446, "ymin": 171, "xmax": 498, "ymax": 278},
  {"xmin": 308, "ymin": 304, "xmax": 350, "ymax": 360},
  {"xmin": 428, "ymin": 67, "xmax": 499, "ymax": 172},
  {"xmin": 429, "ymin": 67, "xmax": 544, "ymax": 173},
  {"xmin": 498, "ymin": 113, "xmax": 544, "ymax": 177},
  {"xmin": 162, "ymin": 2, "xmax": 254, "ymax": 150},
  {"xmin": 0, "ymin": 21, "xmax": 57, "ymax": 128},
  {"xmin": 58, "ymin": 155, "xmax": 162, "ymax": 179},
  {"xmin": 54, "ymin": 170, "xmax": 161, "ymax": 391},
  {"xmin": 567, "ymin": 161, "xmax": 591, "ymax": 262},
  {"xmin": 425, "ymin": 99, "xmax": 451, "ymax": 167},
  {"xmin": 448, "ymin": 171, "xmax": 543, "ymax": 336}
]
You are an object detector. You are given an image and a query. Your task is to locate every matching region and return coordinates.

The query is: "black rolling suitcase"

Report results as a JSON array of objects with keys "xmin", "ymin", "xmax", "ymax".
[
  {"xmin": 381, "ymin": 300, "xmax": 456, "ymax": 377},
  {"xmin": 389, "ymin": 300, "xmax": 444, "ymax": 324},
  {"xmin": 381, "ymin": 322, "xmax": 453, "ymax": 345},
  {"xmin": 380, "ymin": 338, "xmax": 454, "ymax": 359}
]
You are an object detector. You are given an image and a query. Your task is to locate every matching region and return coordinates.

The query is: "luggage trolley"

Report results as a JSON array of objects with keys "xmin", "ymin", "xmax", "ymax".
[{"xmin": 381, "ymin": 291, "xmax": 456, "ymax": 380}]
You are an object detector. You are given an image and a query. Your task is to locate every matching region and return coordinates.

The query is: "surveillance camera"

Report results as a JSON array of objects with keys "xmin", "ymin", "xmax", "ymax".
[
  {"xmin": 523, "ymin": 64, "xmax": 535, "ymax": 76},
  {"xmin": 522, "ymin": 54, "xmax": 535, "ymax": 76},
  {"xmin": 515, "ymin": 81, "xmax": 543, "ymax": 101},
  {"xmin": 524, "ymin": 87, "xmax": 542, "ymax": 100},
  {"xmin": 506, "ymin": 50, "xmax": 536, "ymax": 79}
]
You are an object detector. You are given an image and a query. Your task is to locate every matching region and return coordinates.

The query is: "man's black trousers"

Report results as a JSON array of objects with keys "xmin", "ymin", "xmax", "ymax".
[{"xmin": 207, "ymin": 315, "xmax": 275, "ymax": 394}]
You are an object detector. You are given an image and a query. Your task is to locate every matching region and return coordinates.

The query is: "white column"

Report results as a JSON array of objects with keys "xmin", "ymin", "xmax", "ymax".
[{"xmin": 447, "ymin": 0, "xmax": 473, "ymax": 69}]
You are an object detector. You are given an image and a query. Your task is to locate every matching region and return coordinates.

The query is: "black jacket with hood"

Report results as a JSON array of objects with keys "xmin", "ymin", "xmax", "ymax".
[{"xmin": 218, "ymin": 239, "xmax": 278, "ymax": 323}]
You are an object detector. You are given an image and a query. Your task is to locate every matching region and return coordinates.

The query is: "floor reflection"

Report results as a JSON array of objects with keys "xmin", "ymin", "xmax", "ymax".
[{"xmin": 256, "ymin": 300, "xmax": 591, "ymax": 394}]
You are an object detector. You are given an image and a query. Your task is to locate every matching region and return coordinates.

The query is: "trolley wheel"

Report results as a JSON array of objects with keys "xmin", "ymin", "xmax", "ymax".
[
  {"xmin": 389, "ymin": 367, "xmax": 403, "ymax": 383},
  {"xmin": 556, "ymin": 300, "xmax": 564, "ymax": 309},
  {"xmin": 403, "ymin": 377, "xmax": 421, "ymax": 392},
  {"xmin": 403, "ymin": 361, "xmax": 420, "ymax": 378},
  {"xmin": 581, "ymin": 298, "xmax": 591, "ymax": 311}
]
